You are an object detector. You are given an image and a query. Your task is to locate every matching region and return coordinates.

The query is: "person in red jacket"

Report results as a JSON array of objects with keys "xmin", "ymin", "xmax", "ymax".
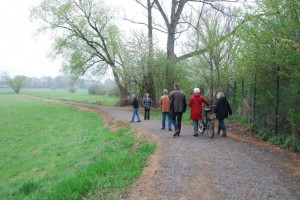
[{"xmin": 189, "ymin": 88, "xmax": 210, "ymax": 137}]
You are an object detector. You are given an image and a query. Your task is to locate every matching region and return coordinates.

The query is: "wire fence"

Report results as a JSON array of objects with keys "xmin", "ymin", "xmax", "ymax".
[{"xmin": 226, "ymin": 77, "xmax": 300, "ymax": 137}]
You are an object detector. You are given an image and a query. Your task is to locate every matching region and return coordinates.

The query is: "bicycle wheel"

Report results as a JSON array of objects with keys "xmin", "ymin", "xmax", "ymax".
[
  {"xmin": 198, "ymin": 120, "xmax": 205, "ymax": 134},
  {"xmin": 198, "ymin": 123, "xmax": 204, "ymax": 134},
  {"xmin": 206, "ymin": 120, "xmax": 214, "ymax": 138}
]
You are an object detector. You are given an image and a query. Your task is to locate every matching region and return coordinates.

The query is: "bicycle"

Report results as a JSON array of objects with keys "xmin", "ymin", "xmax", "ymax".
[{"xmin": 198, "ymin": 106, "xmax": 215, "ymax": 138}]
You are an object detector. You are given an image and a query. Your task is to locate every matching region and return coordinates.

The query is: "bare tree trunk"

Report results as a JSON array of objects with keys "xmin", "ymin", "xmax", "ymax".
[
  {"xmin": 154, "ymin": 0, "xmax": 187, "ymax": 88},
  {"xmin": 111, "ymin": 66, "xmax": 129, "ymax": 105},
  {"xmin": 147, "ymin": 0, "xmax": 156, "ymax": 105}
]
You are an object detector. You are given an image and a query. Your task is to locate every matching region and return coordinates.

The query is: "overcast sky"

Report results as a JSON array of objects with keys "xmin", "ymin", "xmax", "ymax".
[
  {"xmin": 0, "ymin": 0, "xmax": 236, "ymax": 79},
  {"xmin": 0, "ymin": 0, "xmax": 57, "ymax": 78},
  {"xmin": 0, "ymin": 0, "xmax": 143, "ymax": 78}
]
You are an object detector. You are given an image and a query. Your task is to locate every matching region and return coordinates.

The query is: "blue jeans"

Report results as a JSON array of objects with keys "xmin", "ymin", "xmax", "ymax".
[
  {"xmin": 162, "ymin": 112, "xmax": 172, "ymax": 129},
  {"xmin": 131, "ymin": 108, "xmax": 141, "ymax": 122},
  {"xmin": 218, "ymin": 119, "xmax": 227, "ymax": 133}
]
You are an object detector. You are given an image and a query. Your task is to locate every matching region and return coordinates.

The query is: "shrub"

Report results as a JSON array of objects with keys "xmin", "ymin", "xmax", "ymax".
[
  {"xmin": 268, "ymin": 136, "xmax": 282, "ymax": 145},
  {"xmin": 107, "ymin": 85, "xmax": 120, "ymax": 97},
  {"xmin": 68, "ymin": 87, "xmax": 77, "ymax": 93},
  {"xmin": 258, "ymin": 129, "xmax": 270, "ymax": 141},
  {"xmin": 88, "ymin": 84, "xmax": 107, "ymax": 95},
  {"xmin": 284, "ymin": 136, "xmax": 294, "ymax": 149}
]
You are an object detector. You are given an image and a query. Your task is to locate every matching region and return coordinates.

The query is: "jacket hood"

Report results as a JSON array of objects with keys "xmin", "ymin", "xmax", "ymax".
[{"xmin": 193, "ymin": 93, "xmax": 201, "ymax": 98}]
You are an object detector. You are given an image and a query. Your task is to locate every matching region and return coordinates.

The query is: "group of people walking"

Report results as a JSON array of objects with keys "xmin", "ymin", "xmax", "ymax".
[{"xmin": 130, "ymin": 83, "xmax": 232, "ymax": 138}]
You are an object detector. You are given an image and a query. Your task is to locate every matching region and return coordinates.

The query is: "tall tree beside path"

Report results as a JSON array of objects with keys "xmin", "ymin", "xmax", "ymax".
[
  {"xmin": 31, "ymin": 0, "xmax": 129, "ymax": 100},
  {"xmin": 152, "ymin": 0, "xmax": 237, "ymax": 87}
]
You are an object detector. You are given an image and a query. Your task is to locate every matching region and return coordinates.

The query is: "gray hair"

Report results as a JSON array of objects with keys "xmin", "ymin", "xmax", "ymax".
[
  {"xmin": 163, "ymin": 89, "xmax": 168, "ymax": 94},
  {"xmin": 217, "ymin": 92, "xmax": 225, "ymax": 99},
  {"xmin": 193, "ymin": 88, "xmax": 200, "ymax": 93}
]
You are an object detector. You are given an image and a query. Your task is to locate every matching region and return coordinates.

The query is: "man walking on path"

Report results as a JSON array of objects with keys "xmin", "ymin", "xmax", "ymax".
[
  {"xmin": 142, "ymin": 93, "xmax": 152, "ymax": 120},
  {"xmin": 169, "ymin": 83, "xmax": 187, "ymax": 137},
  {"xmin": 160, "ymin": 89, "xmax": 172, "ymax": 131},
  {"xmin": 130, "ymin": 94, "xmax": 141, "ymax": 123}
]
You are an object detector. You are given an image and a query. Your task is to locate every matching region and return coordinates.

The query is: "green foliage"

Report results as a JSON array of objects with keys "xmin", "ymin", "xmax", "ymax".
[
  {"xmin": 185, "ymin": 9, "xmax": 239, "ymax": 101},
  {"xmin": 232, "ymin": 0, "xmax": 300, "ymax": 136},
  {"xmin": 257, "ymin": 130, "xmax": 300, "ymax": 152},
  {"xmin": 0, "ymin": 95, "xmax": 156, "ymax": 199},
  {"xmin": 258, "ymin": 131, "xmax": 270, "ymax": 141}
]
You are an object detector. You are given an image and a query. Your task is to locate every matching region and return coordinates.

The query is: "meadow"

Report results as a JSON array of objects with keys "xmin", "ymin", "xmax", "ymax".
[
  {"xmin": 0, "ymin": 88, "xmax": 119, "ymax": 106},
  {"xmin": 0, "ymin": 94, "xmax": 155, "ymax": 199}
]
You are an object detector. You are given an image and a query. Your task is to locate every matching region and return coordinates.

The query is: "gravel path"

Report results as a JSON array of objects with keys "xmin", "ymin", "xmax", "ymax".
[
  {"xmin": 100, "ymin": 106, "xmax": 300, "ymax": 200},
  {"xmin": 24, "ymin": 97, "xmax": 300, "ymax": 200}
]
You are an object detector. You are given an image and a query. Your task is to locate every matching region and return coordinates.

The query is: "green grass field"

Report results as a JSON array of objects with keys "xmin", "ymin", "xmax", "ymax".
[
  {"xmin": 0, "ymin": 88, "xmax": 119, "ymax": 106},
  {"xmin": 0, "ymin": 94, "xmax": 155, "ymax": 199}
]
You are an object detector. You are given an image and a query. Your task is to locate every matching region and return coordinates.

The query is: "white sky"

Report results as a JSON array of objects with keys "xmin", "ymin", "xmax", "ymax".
[
  {"xmin": 0, "ymin": 0, "xmax": 144, "ymax": 78},
  {"xmin": 0, "ymin": 0, "xmax": 59, "ymax": 78}
]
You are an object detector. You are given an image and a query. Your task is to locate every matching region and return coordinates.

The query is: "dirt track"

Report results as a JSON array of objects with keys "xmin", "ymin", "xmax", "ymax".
[{"xmin": 24, "ymin": 96, "xmax": 300, "ymax": 200}]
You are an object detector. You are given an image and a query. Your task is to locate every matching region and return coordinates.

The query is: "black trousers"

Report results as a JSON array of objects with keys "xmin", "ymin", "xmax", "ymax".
[
  {"xmin": 144, "ymin": 108, "xmax": 150, "ymax": 120},
  {"xmin": 172, "ymin": 112, "xmax": 183, "ymax": 131}
]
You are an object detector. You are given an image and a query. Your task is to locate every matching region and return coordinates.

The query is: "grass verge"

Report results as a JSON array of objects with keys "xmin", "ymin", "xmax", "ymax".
[
  {"xmin": 0, "ymin": 94, "xmax": 155, "ymax": 199},
  {"xmin": 230, "ymin": 114, "xmax": 300, "ymax": 153}
]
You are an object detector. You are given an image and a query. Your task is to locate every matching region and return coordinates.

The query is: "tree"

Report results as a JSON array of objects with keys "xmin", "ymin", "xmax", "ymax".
[
  {"xmin": 31, "ymin": 0, "xmax": 129, "ymax": 99},
  {"xmin": 122, "ymin": 32, "xmax": 157, "ymax": 99},
  {"xmin": 128, "ymin": 0, "xmax": 157, "ymax": 103},
  {"xmin": 186, "ymin": 9, "xmax": 239, "ymax": 101},
  {"xmin": 6, "ymin": 76, "xmax": 27, "ymax": 94},
  {"xmin": 152, "ymin": 0, "xmax": 237, "ymax": 87}
]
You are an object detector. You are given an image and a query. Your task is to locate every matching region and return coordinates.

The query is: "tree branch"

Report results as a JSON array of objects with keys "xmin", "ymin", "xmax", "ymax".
[
  {"xmin": 123, "ymin": 18, "xmax": 168, "ymax": 33},
  {"xmin": 153, "ymin": 0, "xmax": 170, "ymax": 30}
]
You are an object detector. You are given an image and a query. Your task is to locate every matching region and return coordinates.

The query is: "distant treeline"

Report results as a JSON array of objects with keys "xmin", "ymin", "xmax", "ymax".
[
  {"xmin": 24, "ymin": 76, "xmax": 115, "ymax": 89},
  {"xmin": 0, "ymin": 72, "xmax": 119, "ymax": 96}
]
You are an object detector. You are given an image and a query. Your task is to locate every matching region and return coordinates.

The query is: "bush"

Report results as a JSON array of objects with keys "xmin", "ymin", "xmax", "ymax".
[
  {"xmin": 268, "ymin": 136, "xmax": 283, "ymax": 145},
  {"xmin": 107, "ymin": 85, "xmax": 120, "ymax": 97},
  {"xmin": 260, "ymin": 133, "xmax": 300, "ymax": 152},
  {"xmin": 284, "ymin": 136, "xmax": 294, "ymax": 149},
  {"xmin": 258, "ymin": 129, "xmax": 270, "ymax": 141},
  {"xmin": 68, "ymin": 87, "xmax": 77, "ymax": 93},
  {"xmin": 88, "ymin": 84, "xmax": 107, "ymax": 95}
]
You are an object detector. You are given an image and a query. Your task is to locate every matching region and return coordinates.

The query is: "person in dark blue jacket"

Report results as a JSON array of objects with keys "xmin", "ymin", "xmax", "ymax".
[
  {"xmin": 130, "ymin": 94, "xmax": 141, "ymax": 123},
  {"xmin": 214, "ymin": 92, "xmax": 232, "ymax": 137}
]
